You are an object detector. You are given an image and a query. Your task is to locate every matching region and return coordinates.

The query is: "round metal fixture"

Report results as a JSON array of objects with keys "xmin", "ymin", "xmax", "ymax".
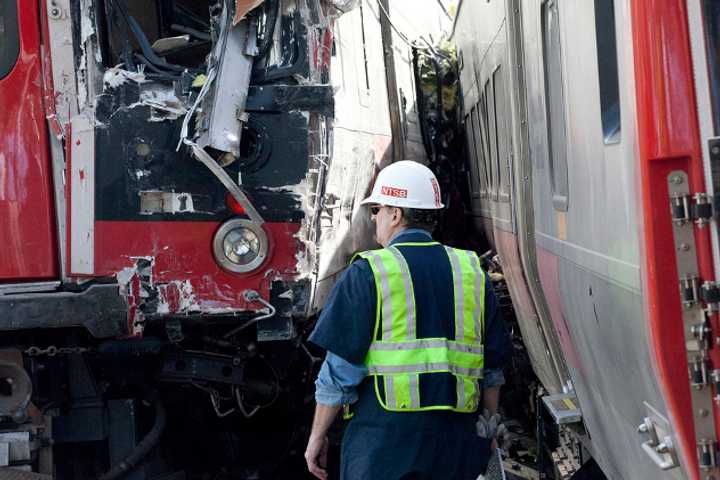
[
  {"xmin": 0, "ymin": 361, "xmax": 32, "ymax": 422},
  {"xmin": 213, "ymin": 218, "xmax": 268, "ymax": 273}
]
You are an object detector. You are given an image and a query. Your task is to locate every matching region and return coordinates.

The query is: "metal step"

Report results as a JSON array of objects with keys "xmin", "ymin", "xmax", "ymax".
[{"xmin": 542, "ymin": 393, "xmax": 582, "ymax": 425}]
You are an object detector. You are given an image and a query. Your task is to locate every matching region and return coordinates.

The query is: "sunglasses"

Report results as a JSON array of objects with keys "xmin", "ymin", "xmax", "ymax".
[{"xmin": 370, "ymin": 206, "xmax": 383, "ymax": 215}]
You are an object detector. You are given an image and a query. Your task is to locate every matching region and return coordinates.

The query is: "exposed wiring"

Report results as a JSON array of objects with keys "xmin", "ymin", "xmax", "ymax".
[
  {"xmin": 436, "ymin": 0, "xmax": 452, "ymax": 20},
  {"xmin": 112, "ymin": 0, "xmax": 187, "ymax": 73},
  {"xmin": 234, "ymin": 354, "xmax": 281, "ymax": 417},
  {"xmin": 192, "ymin": 382, "xmax": 236, "ymax": 417},
  {"xmin": 223, "ymin": 291, "xmax": 277, "ymax": 339},
  {"xmin": 234, "ymin": 388, "xmax": 260, "ymax": 418},
  {"xmin": 363, "ymin": 0, "xmax": 428, "ymax": 52},
  {"xmin": 366, "ymin": 0, "xmax": 450, "ymax": 61}
]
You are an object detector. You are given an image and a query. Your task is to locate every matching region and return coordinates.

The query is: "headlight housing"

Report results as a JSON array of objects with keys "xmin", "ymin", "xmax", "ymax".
[{"xmin": 212, "ymin": 219, "xmax": 268, "ymax": 273}]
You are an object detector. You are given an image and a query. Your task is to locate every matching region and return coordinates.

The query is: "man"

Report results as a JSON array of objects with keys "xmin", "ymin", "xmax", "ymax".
[{"xmin": 305, "ymin": 160, "xmax": 511, "ymax": 480}]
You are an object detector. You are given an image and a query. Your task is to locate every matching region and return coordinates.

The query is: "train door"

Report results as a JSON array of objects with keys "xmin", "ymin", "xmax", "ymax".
[
  {"xmin": 521, "ymin": 0, "xmax": 685, "ymax": 478},
  {"xmin": 0, "ymin": 0, "xmax": 58, "ymax": 283}
]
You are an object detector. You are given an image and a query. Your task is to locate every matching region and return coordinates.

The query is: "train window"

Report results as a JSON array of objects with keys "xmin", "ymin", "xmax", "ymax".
[
  {"xmin": 471, "ymin": 106, "xmax": 489, "ymax": 196},
  {"xmin": 485, "ymin": 78, "xmax": 500, "ymax": 199},
  {"xmin": 703, "ymin": 1, "xmax": 720, "ymax": 134},
  {"xmin": 465, "ymin": 112, "xmax": 481, "ymax": 198},
  {"xmin": 541, "ymin": 0, "xmax": 569, "ymax": 211},
  {"xmin": 594, "ymin": 0, "xmax": 621, "ymax": 144},
  {"xmin": 479, "ymin": 89, "xmax": 495, "ymax": 195},
  {"xmin": 0, "ymin": 0, "xmax": 20, "ymax": 80},
  {"xmin": 493, "ymin": 65, "xmax": 511, "ymax": 200}
]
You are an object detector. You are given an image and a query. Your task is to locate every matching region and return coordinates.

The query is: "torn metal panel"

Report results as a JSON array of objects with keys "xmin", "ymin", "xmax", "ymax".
[
  {"xmin": 116, "ymin": 257, "xmax": 155, "ymax": 335},
  {"xmin": 61, "ymin": 0, "xmax": 339, "ymax": 320},
  {"xmin": 140, "ymin": 85, "xmax": 188, "ymax": 121},
  {"xmin": 325, "ymin": 0, "xmax": 359, "ymax": 13},
  {"xmin": 75, "ymin": 0, "xmax": 103, "ymax": 110},
  {"xmin": 196, "ymin": 6, "xmax": 256, "ymax": 158},
  {"xmin": 253, "ymin": 7, "xmax": 310, "ymax": 83}
]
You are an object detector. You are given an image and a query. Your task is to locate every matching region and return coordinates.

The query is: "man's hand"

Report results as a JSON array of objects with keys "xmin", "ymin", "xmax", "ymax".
[{"xmin": 305, "ymin": 434, "xmax": 329, "ymax": 480}]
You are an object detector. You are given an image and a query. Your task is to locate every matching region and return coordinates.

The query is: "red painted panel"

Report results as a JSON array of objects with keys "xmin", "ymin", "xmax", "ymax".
[
  {"xmin": 494, "ymin": 229, "xmax": 562, "ymax": 389},
  {"xmin": 631, "ymin": 1, "xmax": 717, "ymax": 477},
  {"xmin": 535, "ymin": 246, "xmax": 582, "ymax": 376},
  {"xmin": 494, "ymin": 229, "xmax": 535, "ymax": 320},
  {"xmin": 94, "ymin": 221, "xmax": 302, "ymax": 312},
  {"xmin": 0, "ymin": 0, "xmax": 57, "ymax": 281}
]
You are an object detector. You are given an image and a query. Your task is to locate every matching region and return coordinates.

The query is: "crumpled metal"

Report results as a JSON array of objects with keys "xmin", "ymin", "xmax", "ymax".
[{"xmin": 326, "ymin": 0, "xmax": 360, "ymax": 13}]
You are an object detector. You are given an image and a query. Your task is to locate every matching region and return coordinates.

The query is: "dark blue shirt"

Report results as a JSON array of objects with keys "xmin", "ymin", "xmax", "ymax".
[{"xmin": 310, "ymin": 229, "xmax": 510, "ymax": 372}]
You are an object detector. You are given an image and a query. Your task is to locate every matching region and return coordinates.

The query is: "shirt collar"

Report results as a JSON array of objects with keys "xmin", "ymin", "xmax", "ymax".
[{"xmin": 388, "ymin": 228, "xmax": 433, "ymax": 246}]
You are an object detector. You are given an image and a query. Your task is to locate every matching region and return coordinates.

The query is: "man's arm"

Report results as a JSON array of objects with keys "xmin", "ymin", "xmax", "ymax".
[
  {"xmin": 305, "ymin": 403, "xmax": 342, "ymax": 480},
  {"xmin": 478, "ymin": 271, "xmax": 512, "ymax": 443},
  {"xmin": 482, "ymin": 384, "xmax": 501, "ymax": 415},
  {"xmin": 306, "ymin": 353, "xmax": 368, "ymax": 479}
]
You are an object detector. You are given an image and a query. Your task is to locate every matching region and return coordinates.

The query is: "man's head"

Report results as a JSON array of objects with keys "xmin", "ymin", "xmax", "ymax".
[
  {"xmin": 370, "ymin": 205, "xmax": 439, "ymax": 246},
  {"xmin": 361, "ymin": 160, "xmax": 443, "ymax": 247}
]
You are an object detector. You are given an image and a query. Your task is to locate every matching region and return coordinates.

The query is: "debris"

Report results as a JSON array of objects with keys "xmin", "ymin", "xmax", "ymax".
[
  {"xmin": 192, "ymin": 74, "xmax": 208, "ymax": 88},
  {"xmin": 103, "ymin": 66, "xmax": 147, "ymax": 89},
  {"xmin": 151, "ymin": 34, "xmax": 191, "ymax": 53}
]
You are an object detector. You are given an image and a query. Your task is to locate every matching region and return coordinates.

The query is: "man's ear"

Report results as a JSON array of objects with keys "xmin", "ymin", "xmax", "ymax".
[{"xmin": 391, "ymin": 207, "xmax": 404, "ymax": 226}]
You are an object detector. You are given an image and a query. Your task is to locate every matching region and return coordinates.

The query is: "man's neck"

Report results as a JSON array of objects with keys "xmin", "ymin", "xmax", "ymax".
[{"xmin": 387, "ymin": 227, "xmax": 432, "ymax": 246}]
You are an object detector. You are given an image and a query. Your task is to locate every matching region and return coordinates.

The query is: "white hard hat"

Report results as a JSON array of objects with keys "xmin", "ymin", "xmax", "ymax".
[{"xmin": 361, "ymin": 160, "xmax": 444, "ymax": 209}]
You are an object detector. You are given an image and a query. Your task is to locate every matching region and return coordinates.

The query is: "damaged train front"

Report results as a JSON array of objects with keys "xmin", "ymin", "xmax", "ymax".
[{"xmin": 0, "ymin": 0, "xmax": 353, "ymax": 477}]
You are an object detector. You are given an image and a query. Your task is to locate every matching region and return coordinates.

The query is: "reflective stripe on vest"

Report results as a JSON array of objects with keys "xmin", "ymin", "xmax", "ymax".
[{"xmin": 353, "ymin": 243, "xmax": 486, "ymax": 413}]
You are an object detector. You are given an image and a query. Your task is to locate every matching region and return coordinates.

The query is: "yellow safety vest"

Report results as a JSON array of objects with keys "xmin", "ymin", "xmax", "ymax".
[{"xmin": 352, "ymin": 242, "xmax": 486, "ymax": 413}]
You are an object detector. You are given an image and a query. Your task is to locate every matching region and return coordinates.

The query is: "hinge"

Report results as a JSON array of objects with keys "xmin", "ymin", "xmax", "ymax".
[
  {"xmin": 702, "ymin": 281, "xmax": 720, "ymax": 306},
  {"xmin": 691, "ymin": 357, "xmax": 710, "ymax": 388},
  {"xmin": 681, "ymin": 276, "xmax": 701, "ymax": 308},
  {"xmin": 699, "ymin": 440, "xmax": 718, "ymax": 469},
  {"xmin": 691, "ymin": 319, "xmax": 712, "ymax": 350},
  {"xmin": 670, "ymin": 190, "xmax": 717, "ymax": 228},
  {"xmin": 668, "ymin": 171, "xmax": 720, "ymax": 478},
  {"xmin": 712, "ymin": 370, "xmax": 720, "ymax": 404},
  {"xmin": 692, "ymin": 193, "xmax": 714, "ymax": 227},
  {"xmin": 671, "ymin": 192, "xmax": 714, "ymax": 226}
]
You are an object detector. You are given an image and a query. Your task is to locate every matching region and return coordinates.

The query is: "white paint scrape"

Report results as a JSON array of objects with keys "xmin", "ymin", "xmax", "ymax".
[
  {"xmin": 104, "ymin": 66, "xmax": 147, "ymax": 89},
  {"xmin": 157, "ymin": 280, "xmax": 197, "ymax": 314},
  {"xmin": 140, "ymin": 86, "xmax": 188, "ymax": 121}
]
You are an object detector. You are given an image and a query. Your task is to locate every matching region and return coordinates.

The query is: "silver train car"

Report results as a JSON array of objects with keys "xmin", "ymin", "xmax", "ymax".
[{"xmin": 453, "ymin": 0, "xmax": 720, "ymax": 479}]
